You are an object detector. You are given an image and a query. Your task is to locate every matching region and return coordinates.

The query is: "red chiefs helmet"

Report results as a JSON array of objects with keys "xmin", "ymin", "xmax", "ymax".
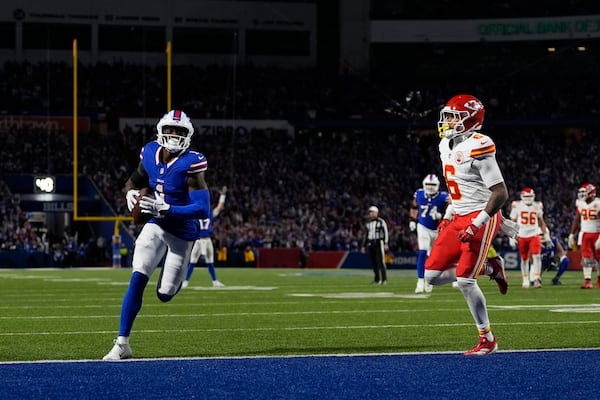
[
  {"xmin": 520, "ymin": 187, "xmax": 535, "ymax": 205},
  {"xmin": 438, "ymin": 94, "xmax": 485, "ymax": 139},
  {"xmin": 578, "ymin": 183, "xmax": 596, "ymax": 201}
]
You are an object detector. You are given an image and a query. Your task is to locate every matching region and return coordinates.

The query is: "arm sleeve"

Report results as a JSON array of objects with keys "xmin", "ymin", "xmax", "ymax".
[
  {"xmin": 476, "ymin": 156, "xmax": 504, "ymax": 189},
  {"xmin": 167, "ymin": 189, "xmax": 210, "ymax": 219}
]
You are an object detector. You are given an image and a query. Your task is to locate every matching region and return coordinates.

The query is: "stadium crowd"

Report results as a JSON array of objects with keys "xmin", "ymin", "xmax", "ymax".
[{"xmin": 0, "ymin": 61, "xmax": 598, "ymax": 260}]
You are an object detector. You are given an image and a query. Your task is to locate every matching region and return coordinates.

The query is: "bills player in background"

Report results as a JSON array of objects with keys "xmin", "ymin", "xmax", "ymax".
[
  {"xmin": 541, "ymin": 236, "xmax": 570, "ymax": 285},
  {"xmin": 182, "ymin": 186, "xmax": 227, "ymax": 288},
  {"xmin": 568, "ymin": 183, "xmax": 600, "ymax": 289},
  {"xmin": 425, "ymin": 94, "xmax": 509, "ymax": 356},
  {"xmin": 509, "ymin": 187, "xmax": 551, "ymax": 288},
  {"xmin": 103, "ymin": 110, "xmax": 211, "ymax": 360},
  {"xmin": 410, "ymin": 174, "xmax": 451, "ymax": 293}
]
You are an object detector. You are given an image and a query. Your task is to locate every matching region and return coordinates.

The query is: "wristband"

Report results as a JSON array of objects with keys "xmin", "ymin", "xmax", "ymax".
[{"xmin": 472, "ymin": 210, "xmax": 490, "ymax": 228}]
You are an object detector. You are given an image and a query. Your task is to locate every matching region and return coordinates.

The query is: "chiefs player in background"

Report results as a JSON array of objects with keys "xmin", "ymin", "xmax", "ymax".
[
  {"xmin": 510, "ymin": 187, "xmax": 551, "ymax": 288},
  {"xmin": 568, "ymin": 183, "xmax": 600, "ymax": 289}
]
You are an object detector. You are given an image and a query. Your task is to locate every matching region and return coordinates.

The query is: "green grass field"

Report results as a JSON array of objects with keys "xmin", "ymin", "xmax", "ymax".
[{"xmin": 1, "ymin": 267, "xmax": 599, "ymax": 362}]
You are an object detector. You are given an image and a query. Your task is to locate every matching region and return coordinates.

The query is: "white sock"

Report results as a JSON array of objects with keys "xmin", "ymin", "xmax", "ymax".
[
  {"xmin": 521, "ymin": 259, "xmax": 530, "ymax": 283},
  {"xmin": 530, "ymin": 254, "xmax": 542, "ymax": 282},
  {"xmin": 117, "ymin": 336, "xmax": 129, "ymax": 345},
  {"xmin": 457, "ymin": 278, "xmax": 491, "ymax": 336}
]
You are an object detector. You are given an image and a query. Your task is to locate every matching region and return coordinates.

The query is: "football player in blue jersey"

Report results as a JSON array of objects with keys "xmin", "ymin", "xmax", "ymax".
[
  {"xmin": 103, "ymin": 110, "xmax": 211, "ymax": 360},
  {"xmin": 410, "ymin": 174, "xmax": 451, "ymax": 293},
  {"xmin": 541, "ymin": 236, "xmax": 570, "ymax": 285},
  {"xmin": 182, "ymin": 186, "xmax": 227, "ymax": 288}
]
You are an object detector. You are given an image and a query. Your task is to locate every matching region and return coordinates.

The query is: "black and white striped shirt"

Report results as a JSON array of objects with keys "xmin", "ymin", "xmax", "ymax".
[{"xmin": 363, "ymin": 217, "xmax": 389, "ymax": 246}]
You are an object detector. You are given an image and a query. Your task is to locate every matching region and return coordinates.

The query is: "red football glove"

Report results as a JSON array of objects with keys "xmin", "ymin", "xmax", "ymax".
[
  {"xmin": 457, "ymin": 223, "xmax": 479, "ymax": 242},
  {"xmin": 437, "ymin": 219, "xmax": 451, "ymax": 233}
]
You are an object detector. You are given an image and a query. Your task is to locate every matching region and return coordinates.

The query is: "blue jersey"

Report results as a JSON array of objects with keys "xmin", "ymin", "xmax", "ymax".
[
  {"xmin": 140, "ymin": 141, "xmax": 207, "ymax": 241},
  {"xmin": 541, "ymin": 236, "xmax": 560, "ymax": 268},
  {"xmin": 198, "ymin": 213, "xmax": 214, "ymax": 239},
  {"xmin": 413, "ymin": 189, "xmax": 450, "ymax": 230}
]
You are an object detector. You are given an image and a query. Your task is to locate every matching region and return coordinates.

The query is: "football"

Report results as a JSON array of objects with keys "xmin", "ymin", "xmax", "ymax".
[{"xmin": 131, "ymin": 187, "xmax": 154, "ymax": 225}]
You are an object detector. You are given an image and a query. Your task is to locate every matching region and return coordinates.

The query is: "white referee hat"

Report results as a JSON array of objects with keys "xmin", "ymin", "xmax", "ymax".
[{"xmin": 368, "ymin": 206, "xmax": 379, "ymax": 213}]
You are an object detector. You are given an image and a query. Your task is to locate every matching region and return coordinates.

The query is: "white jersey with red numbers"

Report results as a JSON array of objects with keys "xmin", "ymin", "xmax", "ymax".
[
  {"xmin": 509, "ymin": 200, "xmax": 544, "ymax": 238},
  {"xmin": 438, "ymin": 132, "xmax": 504, "ymax": 216},
  {"xmin": 576, "ymin": 197, "xmax": 600, "ymax": 233}
]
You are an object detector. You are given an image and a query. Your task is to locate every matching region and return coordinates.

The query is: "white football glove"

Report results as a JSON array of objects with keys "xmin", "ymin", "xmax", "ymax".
[
  {"xmin": 409, "ymin": 221, "xmax": 417, "ymax": 231},
  {"xmin": 543, "ymin": 232, "xmax": 552, "ymax": 244},
  {"xmin": 125, "ymin": 189, "xmax": 141, "ymax": 212},
  {"xmin": 139, "ymin": 194, "xmax": 170, "ymax": 218},
  {"xmin": 508, "ymin": 237, "xmax": 517, "ymax": 249},
  {"xmin": 568, "ymin": 233, "xmax": 576, "ymax": 249}
]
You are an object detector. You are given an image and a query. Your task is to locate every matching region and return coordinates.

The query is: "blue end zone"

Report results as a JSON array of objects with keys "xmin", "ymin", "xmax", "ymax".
[{"xmin": 0, "ymin": 349, "xmax": 597, "ymax": 399}]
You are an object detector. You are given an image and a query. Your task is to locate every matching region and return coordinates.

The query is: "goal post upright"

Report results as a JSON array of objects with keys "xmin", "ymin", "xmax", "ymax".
[{"xmin": 71, "ymin": 38, "xmax": 133, "ymax": 225}]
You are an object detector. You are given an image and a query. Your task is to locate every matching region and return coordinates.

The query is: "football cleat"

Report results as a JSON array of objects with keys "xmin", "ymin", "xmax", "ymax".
[
  {"xmin": 522, "ymin": 280, "xmax": 530, "ymax": 289},
  {"xmin": 212, "ymin": 280, "xmax": 225, "ymax": 287},
  {"xmin": 464, "ymin": 336, "xmax": 497, "ymax": 356},
  {"xmin": 488, "ymin": 256, "xmax": 508, "ymax": 294},
  {"xmin": 424, "ymin": 282, "xmax": 433, "ymax": 293},
  {"xmin": 581, "ymin": 279, "xmax": 593, "ymax": 289},
  {"xmin": 181, "ymin": 280, "xmax": 189, "ymax": 288},
  {"xmin": 102, "ymin": 340, "xmax": 133, "ymax": 361},
  {"xmin": 415, "ymin": 281, "xmax": 425, "ymax": 294},
  {"xmin": 551, "ymin": 277, "xmax": 562, "ymax": 285},
  {"xmin": 533, "ymin": 279, "xmax": 542, "ymax": 288}
]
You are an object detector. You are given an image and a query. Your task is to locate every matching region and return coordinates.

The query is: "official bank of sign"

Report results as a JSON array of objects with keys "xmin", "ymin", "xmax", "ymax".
[
  {"xmin": 371, "ymin": 15, "xmax": 600, "ymax": 43},
  {"xmin": 477, "ymin": 17, "xmax": 600, "ymax": 39}
]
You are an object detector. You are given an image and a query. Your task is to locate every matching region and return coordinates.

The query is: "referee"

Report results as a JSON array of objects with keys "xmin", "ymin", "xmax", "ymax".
[{"xmin": 361, "ymin": 206, "xmax": 389, "ymax": 285}]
